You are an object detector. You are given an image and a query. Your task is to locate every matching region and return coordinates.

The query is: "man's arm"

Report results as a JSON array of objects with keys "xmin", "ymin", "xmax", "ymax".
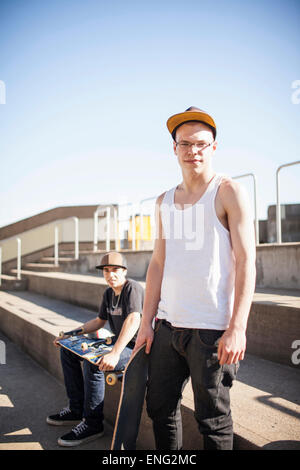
[
  {"xmin": 80, "ymin": 317, "xmax": 107, "ymax": 334},
  {"xmin": 134, "ymin": 193, "xmax": 166, "ymax": 354},
  {"xmin": 53, "ymin": 317, "xmax": 107, "ymax": 346},
  {"xmin": 217, "ymin": 179, "xmax": 256, "ymax": 365}
]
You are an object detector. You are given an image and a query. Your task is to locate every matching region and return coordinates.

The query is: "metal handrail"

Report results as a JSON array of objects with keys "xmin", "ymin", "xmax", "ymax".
[
  {"xmin": 54, "ymin": 216, "xmax": 79, "ymax": 266},
  {"xmin": 232, "ymin": 173, "xmax": 259, "ymax": 244},
  {"xmin": 276, "ymin": 160, "xmax": 300, "ymax": 243},
  {"xmin": 73, "ymin": 217, "xmax": 79, "ymax": 260},
  {"xmin": 94, "ymin": 206, "xmax": 114, "ymax": 252},
  {"xmin": 16, "ymin": 238, "xmax": 21, "ymax": 280},
  {"xmin": 1, "ymin": 216, "xmax": 79, "ymax": 273},
  {"xmin": 0, "ymin": 238, "xmax": 21, "ymax": 281},
  {"xmin": 116, "ymin": 202, "xmax": 137, "ymax": 251},
  {"xmin": 54, "ymin": 226, "xmax": 59, "ymax": 266}
]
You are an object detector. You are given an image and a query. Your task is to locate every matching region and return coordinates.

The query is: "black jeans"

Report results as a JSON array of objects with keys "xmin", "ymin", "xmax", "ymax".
[{"xmin": 146, "ymin": 320, "xmax": 238, "ymax": 450}]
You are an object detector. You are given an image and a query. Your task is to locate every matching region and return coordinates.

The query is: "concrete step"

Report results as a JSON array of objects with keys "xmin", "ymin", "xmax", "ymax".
[
  {"xmin": 40, "ymin": 257, "xmax": 76, "ymax": 263},
  {"xmin": 0, "ymin": 290, "xmax": 299, "ymax": 450},
  {"xmin": 23, "ymin": 263, "xmax": 64, "ymax": 272},
  {"xmin": 19, "ymin": 254, "xmax": 95, "ymax": 276},
  {"xmin": 23, "ymin": 257, "xmax": 83, "ymax": 273},
  {"xmin": 29, "ymin": 250, "xmax": 152, "ymax": 278},
  {"xmin": 246, "ymin": 287, "xmax": 300, "ymax": 367},
  {"xmin": 10, "ymin": 269, "xmax": 110, "ymax": 311},
  {"xmin": 0, "ymin": 275, "xmax": 27, "ymax": 291}
]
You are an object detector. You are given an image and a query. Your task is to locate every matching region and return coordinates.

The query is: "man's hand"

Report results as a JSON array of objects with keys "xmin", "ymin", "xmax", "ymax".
[
  {"xmin": 133, "ymin": 322, "xmax": 154, "ymax": 355},
  {"xmin": 53, "ymin": 336, "xmax": 62, "ymax": 347},
  {"xmin": 97, "ymin": 351, "xmax": 120, "ymax": 371},
  {"xmin": 217, "ymin": 327, "xmax": 246, "ymax": 365}
]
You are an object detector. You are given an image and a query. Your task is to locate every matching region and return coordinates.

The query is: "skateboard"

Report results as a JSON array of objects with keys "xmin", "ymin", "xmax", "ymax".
[
  {"xmin": 111, "ymin": 344, "xmax": 149, "ymax": 450},
  {"xmin": 58, "ymin": 328, "xmax": 115, "ymax": 367}
]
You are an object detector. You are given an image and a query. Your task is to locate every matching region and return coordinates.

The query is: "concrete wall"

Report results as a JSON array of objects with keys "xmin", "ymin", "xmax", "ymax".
[
  {"xmin": 28, "ymin": 244, "xmax": 300, "ymax": 290},
  {"xmin": 256, "ymin": 243, "xmax": 300, "ymax": 290},
  {"xmin": 246, "ymin": 299, "xmax": 300, "ymax": 367},
  {"xmin": 0, "ymin": 216, "xmax": 118, "ymax": 264},
  {"xmin": 258, "ymin": 204, "xmax": 300, "ymax": 244},
  {"xmin": 83, "ymin": 250, "xmax": 153, "ymax": 280},
  {"xmin": 0, "ymin": 205, "xmax": 116, "ymax": 240},
  {"xmin": 267, "ymin": 204, "xmax": 300, "ymax": 243},
  {"xmin": 0, "ymin": 201, "xmax": 121, "ymax": 265},
  {"xmin": 24, "ymin": 273, "xmax": 109, "ymax": 311}
]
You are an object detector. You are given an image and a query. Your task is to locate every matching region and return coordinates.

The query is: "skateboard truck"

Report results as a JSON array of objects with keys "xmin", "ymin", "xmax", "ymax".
[
  {"xmin": 81, "ymin": 337, "xmax": 113, "ymax": 352},
  {"xmin": 59, "ymin": 329, "xmax": 114, "ymax": 343},
  {"xmin": 59, "ymin": 328, "xmax": 84, "ymax": 339}
]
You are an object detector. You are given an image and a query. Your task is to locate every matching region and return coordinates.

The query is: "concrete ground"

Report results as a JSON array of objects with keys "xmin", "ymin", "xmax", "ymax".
[{"xmin": 0, "ymin": 330, "xmax": 113, "ymax": 451}]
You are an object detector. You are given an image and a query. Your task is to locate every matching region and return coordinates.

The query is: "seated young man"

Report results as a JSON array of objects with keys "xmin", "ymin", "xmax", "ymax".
[{"xmin": 47, "ymin": 251, "xmax": 144, "ymax": 447}]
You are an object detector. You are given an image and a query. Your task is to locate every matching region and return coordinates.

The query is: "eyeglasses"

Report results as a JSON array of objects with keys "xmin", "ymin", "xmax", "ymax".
[{"xmin": 175, "ymin": 141, "xmax": 214, "ymax": 152}]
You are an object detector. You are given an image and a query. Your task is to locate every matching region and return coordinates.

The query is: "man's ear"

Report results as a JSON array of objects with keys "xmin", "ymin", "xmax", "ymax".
[{"xmin": 173, "ymin": 140, "xmax": 177, "ymax": 155}]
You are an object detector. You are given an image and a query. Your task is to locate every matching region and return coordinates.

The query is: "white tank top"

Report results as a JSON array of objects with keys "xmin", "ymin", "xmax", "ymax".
[{"xmin": 157, "ymin": 173, "xmax": 235, "ymax": 330}]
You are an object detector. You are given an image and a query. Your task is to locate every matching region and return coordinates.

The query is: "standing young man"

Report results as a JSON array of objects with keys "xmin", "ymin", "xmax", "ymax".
[
  {"xmin": 134, "ymin": 107, "xmax": 256, "ymax": 450},
  {"xmin": 47, "ymin": 251, "xmax": 144, "ymax": 447}
]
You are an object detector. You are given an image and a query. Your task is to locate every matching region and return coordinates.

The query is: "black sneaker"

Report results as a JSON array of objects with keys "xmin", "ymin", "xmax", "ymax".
[
  {"xmin": 46, "ymin": 407, "xmax": 82, "ymax": 426},
  {"xmin": 58, "ymin": 420, "xmax": 104, "ymax": 447}
]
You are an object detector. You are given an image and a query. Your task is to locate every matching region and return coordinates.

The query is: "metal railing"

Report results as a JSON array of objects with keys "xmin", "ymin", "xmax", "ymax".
[
  {"xmin": 54, "ymin": 226, "xmax": 59, "ymax": 266},
  {"xmin": 116, "ymin": 199, "xmax": 157, "ymax": 251},
  {"xmin": 54, "ymin": 216, "xmax": 79, "ymax": 266},
  {"xmin": 232, "ymin": 173, "xmax": 259, "ymax": 244},
  {"xmin": 0, "ymin": 238, "xmax": 22, "ymax": 283},
  {"xmin": 93, "ymin": 206, "xmax": 118, "ymax": 252},
  {"xmin": 116, "ymin": 202, "xmax": 136, "ymax": 251},
  {"xmin": 16, "ymin": 238, "xmax": 21, "ymax": 279},
  {"xmin": 0, "ymin": 217, "xmax": 80, "ymax": 277},
  {"xmin": 276, "ymin": 160, "xmax": 300, "ymax": 243}
]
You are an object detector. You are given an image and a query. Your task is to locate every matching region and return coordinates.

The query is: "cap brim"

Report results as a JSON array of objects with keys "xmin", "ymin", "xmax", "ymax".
[
  {"xmin": 96, "ymin": 264, "xmax": 127, "ymax": 270},
  {"xmin": 167, "ymin": 111, "xmax": 216, "ymax": 135}
]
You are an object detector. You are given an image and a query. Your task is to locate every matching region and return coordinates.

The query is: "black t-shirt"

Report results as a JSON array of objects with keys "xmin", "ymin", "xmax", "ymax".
[{"xmin": 98, "ymin": 279, "xmax": 144, "ymax": 349}]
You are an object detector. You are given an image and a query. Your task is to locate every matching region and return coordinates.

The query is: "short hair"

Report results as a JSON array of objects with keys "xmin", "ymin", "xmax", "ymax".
[{"xmin": 172, "ymin": 120, "xmax": 216, "ymax": 142}]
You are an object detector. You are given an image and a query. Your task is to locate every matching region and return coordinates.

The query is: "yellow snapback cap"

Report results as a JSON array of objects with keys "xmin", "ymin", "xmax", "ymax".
[{"xmin": 167, "ymin": 106, "xmax": 217, "ymax": 139}]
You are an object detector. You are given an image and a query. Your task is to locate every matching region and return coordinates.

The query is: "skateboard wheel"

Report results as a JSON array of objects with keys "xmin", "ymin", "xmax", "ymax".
[
  {"xmin": 81, "ymin": 342, "xmax": 88, "ymax": 352},
  {"xmin": 106, "ymin": 337, "xmax": 113, "ymax": 345},
  {"xmin": 59, "ymin": 331, "xmax": 65, "ymax": 338},
  {"xmin": 106, "ymin": 373, "xmax": 117, "ymax": 386}
]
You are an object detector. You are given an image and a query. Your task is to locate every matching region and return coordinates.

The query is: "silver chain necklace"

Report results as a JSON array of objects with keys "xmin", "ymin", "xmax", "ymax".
[
  {"xmin": 111, "ymin": 281, "xmax": 127, "ymax": 310},
  {"xmin": 112, "ymin": 292, "xmax": 121, "ymax": 309},
  {"xmin": 111, "ymin": 286, "xmax": 125, "ymax": 309}
]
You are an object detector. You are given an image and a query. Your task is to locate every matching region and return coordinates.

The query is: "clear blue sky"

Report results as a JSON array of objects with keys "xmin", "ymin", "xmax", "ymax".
[{"xmin": 1, "ymin": 0, "xmax": 299, "ymax": 227}]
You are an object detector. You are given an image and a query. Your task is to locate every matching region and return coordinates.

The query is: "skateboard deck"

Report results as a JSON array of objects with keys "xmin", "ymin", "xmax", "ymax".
[
  {"xmin": 111, "ymin": 344, "xmax": 149, "ymax": 450},
  {"xmin": 58, "ymin": 330, "xmax": 126, "ymax": 384},
  {"xmin": 58, "ymin": 334, "xmax": 115, "ymax": 366}
]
